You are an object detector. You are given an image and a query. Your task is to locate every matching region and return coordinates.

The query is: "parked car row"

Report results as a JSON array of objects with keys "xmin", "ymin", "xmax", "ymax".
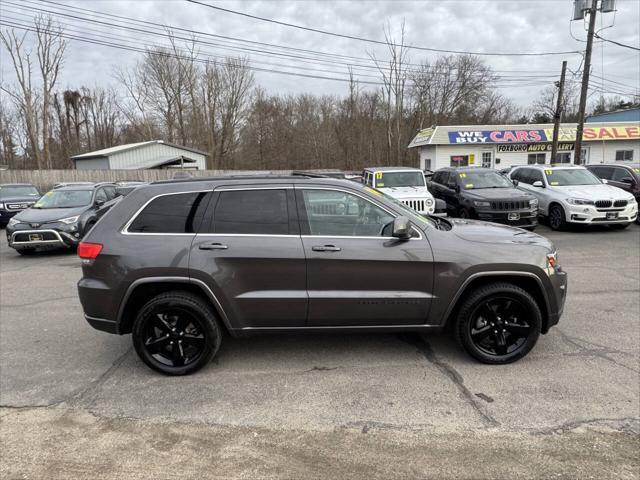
[
  {"xmin": 425, "ymin": 164, "xmax": 639, "ymax": 230},
  {"xmin": 2, "ymin": 181, "xmax": 147, "ymax": 255}
]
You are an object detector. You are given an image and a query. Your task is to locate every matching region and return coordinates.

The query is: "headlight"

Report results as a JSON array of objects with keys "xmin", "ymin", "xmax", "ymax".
[
  {"xmin": 0, "ymin": 203, "xmax": 4, "ymax": 209},
  {"xmin": 529, "ymin": 198, "xmax": 538, "ymax": 207},
  {"xmin": 426, "ymin": 199, "xmax": 434, "ymax": 206},
  {"xmin": 628, "ymin": 197, "xmax": 637, "ymax": 204},
  {"xmin": 566, "ymin": 198, "xmax": 594, "ymax": 205},
  {"xmin": 7, "ymin": 217, "xmax": 19, "ymax": 227},
  {"xmin": 473, "ymin": 201, "xmax": 490, "ymax": 207},
  {"xmin": 59, "ymin": 215, "xmax": 79, "ymax": 225}
]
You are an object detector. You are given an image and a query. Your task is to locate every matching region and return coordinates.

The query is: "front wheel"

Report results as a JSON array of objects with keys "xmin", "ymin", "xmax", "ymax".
[
  {"xmin": 458, "ymin": 207, "xmax": 473, "ymax": 219},
  {"xmin": 132, "ymin": 291, "xmax": 222, "ymax": 375},
  {"xmin": 548, "ymin": 204, "xmax": 566, "ymax": 231},
  {"xmin": 455, "ymin": 282, "xmax": 541, "ymax": 364}
]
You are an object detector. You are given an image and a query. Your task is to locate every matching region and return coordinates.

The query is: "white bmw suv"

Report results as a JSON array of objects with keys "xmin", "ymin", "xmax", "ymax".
[
  {"xmin": 362, "ymin": 167, "xmax": 435, "ymax": 215},
  {"xmin": 509, "ymin": 165, "xmax": 638, "ymax": 230}
]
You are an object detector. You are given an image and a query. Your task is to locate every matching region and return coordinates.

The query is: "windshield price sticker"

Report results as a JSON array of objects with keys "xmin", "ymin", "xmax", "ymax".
[
  {"xmin": 545, "ymin": 169, "xmax": 553, "ymax": 175},
  {"xmin": 550, "ymin": 181, "xmax": 559, "ymax": 186},
  {"xmin": 365, "ymin": 187, "xmax": 382, "ymax": 196},
  {"xmin": 375, "ymin": 172, "xmax": 383, "ymax": 179},
  {"xmin": 465, "ymin": 183, "xmax": 474, "ymax": 189},
  {"xmin": 459, "ymin": 173, "xmax": 467, "ymax": 178}
]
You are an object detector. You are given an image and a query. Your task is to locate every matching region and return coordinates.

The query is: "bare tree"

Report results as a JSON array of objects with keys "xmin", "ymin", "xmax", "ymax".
[
  {"xmin": 0, "ymin": 29, "xmax": 41, "ymax": 168},
  {"xmin": 35, "ymin": 15, "xmax": 66, "ymax": 168}
]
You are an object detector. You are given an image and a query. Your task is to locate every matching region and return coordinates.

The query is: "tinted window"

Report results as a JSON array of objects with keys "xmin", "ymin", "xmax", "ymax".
[
  {"xmin": 104, "ymin": 186, "xmax": 117, "ymax": 199},
  {"xmin": 95, "ymin": 188, "xmax": 108, "ymax": 203},
  {"xmin": 128, "ymin": 192, "xmax": 210, "ymax": 233},
  {"xmin": 530, "ymin": 169, "xmax": 544, "ymax": 184},
  {"xmin": 213, "ymin": 189, "xmax": 289, "ymax": 235},
  {"xmin": 590, "ymin": 166, "xmax": 613, "ymax": 180},
  {"xmin": 611, "ymin": 167, "xmax": 633, "ymax": 182},
  {"xmin": 301, "ymin": 189, "xmax": 394, "ymax": 237},
  {"xmin": 514, "ymin": 169, "xmax": 531, "ymax": 184}
]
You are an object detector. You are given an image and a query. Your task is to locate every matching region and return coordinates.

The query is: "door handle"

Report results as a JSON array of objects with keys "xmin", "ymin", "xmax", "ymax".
[
  {"xmin": 312, "ymin": 245, "xmax": 341, "ymax": 252},
  {"xmin": 199, "ymin": 242, "xmax": 228, "ymax": 250}
]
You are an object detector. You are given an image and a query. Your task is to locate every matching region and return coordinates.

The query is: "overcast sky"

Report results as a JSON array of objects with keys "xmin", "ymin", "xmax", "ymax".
[{"xmin": 1, "ymin": 0, "xmax": 639, "ymax": 108}]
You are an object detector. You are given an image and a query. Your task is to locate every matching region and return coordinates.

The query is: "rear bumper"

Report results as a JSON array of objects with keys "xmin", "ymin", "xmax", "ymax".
[{"xmin": 85, "ymin": 315, "xmax": 119, "ymax": 334}]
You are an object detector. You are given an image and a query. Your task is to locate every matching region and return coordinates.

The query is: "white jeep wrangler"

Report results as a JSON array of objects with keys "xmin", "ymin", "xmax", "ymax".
[{"xmin": 362, "ymin": 167, "xmax": 436, "ymax": 215}]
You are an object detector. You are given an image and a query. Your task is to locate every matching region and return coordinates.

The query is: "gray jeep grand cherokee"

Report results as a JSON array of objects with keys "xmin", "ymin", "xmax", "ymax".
[{"xmin": 77, "ymin": 175, "xmax": 567, "ymax": 375}]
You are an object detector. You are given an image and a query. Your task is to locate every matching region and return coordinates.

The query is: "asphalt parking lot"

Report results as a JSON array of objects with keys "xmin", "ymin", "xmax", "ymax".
[{"xmin": 1, "ymin": 223, "xmax": 639, "ymax": 479}]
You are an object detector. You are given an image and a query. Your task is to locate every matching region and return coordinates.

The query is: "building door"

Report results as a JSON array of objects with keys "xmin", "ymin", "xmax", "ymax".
[{"xmin": 482, "ymin": 151, "xmax": 492, "ymax": 168}]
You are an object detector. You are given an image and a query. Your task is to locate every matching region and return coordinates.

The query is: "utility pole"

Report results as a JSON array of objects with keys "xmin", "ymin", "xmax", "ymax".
[
  {"xmin": 551, "ymin": 60, "xmax": 568, "ymax": 164},
  {"xmin": 573, "ymin": 0, "xmax": 598, "ymax": 165}
]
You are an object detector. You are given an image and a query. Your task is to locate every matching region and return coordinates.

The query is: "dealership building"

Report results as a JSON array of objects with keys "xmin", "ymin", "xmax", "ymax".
[{"xmin": 408, "ymin": 121, "xmax": 640, "ymax": 171}]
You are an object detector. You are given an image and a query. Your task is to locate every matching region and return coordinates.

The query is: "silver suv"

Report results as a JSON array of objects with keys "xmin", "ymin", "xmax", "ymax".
[
  {"xmin": 77, "ymin": 175, "xmax": 567, "ymax": 375},
  {"xmin": 509, "ymin": 165, "xmax": 638, "ymax": 230}
]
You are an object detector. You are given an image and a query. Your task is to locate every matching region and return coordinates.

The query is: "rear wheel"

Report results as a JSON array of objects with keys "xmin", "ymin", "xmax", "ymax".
[
  {"xmin": 548, "ymin": 204, "xmax": 566, "ymax": 231},
  {"xmin": 455, "ymin": 282, "xmax": 541, "ymax": 364},
  {"xmin": 132, "ymin": 291, "xmax": 222, "ymax": 375}
]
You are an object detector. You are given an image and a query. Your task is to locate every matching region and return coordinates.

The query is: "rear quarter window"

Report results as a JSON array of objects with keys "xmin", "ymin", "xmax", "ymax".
[{"xmin": 128, "ymin": 192, "xmax": 211, "ymax": 233}]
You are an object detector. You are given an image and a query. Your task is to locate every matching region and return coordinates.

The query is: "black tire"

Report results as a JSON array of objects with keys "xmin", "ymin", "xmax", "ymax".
[
  {"xmin": 132, "ymin": 291, "xmax": 222, "ymax": 376},
  {"xmin": 83, "ymin": 220, "xmax": 96, "ymax": 237},
  {"xmin": 16, "ymin": 248, "xmax": 36, "ymax": 256},
  {"xmin": 548, "ymin": 204, "xmax": 566, "ymax": 231},
  {"xmin": 610, "ymin": 223, "xmax": 631, "ymax": 230},
  {"xmin": 458, "ymin": 207, "xmax": 473, "ymax": 219},
  {"xmin": 455, "ymin": 282, "xmax": 541, "ymax": 364}
]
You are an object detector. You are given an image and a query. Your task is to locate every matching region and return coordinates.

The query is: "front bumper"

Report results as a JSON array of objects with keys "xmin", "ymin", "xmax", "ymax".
[
  {"xmin": 565, "ymin": 202, "xmax": 638, "ymax": 224},
  {"xmin": 546, "ymin": 268, "xmax": 568, "ymax": 332},
  {"xmin": 476, "ymin": 208, "xmax": 538, "ymax": 228},
  {"xmin": 7, "ymin": 226, "xmax": 81, "ymax": 250}
]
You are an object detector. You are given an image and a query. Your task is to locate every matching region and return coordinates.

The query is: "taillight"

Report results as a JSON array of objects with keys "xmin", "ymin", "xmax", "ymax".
[{"xmin": 78, "ymin": 242, "xmax": 103, "ymax": 259}]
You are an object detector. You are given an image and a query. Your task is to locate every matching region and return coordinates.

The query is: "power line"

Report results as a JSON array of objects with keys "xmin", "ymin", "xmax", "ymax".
[
  {"xmin": 26, "ymin": 0, "xmax": 569, "ymax": 75},
  {"xmin": 594, "ymin": 32, "xmax": 640, "ymax": 51},
  {"xmin": 185, "ymin": 0, "xmax": 582, "ymax": 57}
]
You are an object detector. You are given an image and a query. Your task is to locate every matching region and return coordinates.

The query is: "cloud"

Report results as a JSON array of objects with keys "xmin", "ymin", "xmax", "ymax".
[{"xmin": 1, "ymin": 0, "xmax": 638, "ymax": 107}]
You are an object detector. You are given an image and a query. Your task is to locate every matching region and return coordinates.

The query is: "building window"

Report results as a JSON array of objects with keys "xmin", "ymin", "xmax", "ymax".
[
  {"xmin": 615, "ymin": 150, "xmax": 634, "ymax": 162},
  {"xmin": 424, "ymin": 159, "xmax": 432, "ymax": 170},
  {"xmin": 450, "ymin": 155, "xmax": 469, "ymax": 167},
  {"xmin": 527, "ymin": 153, "xmax": 546, "ymax": 165},
  {"xmin": 555, "ymin": 152, "xmax": 571, "ymax": 164},
  {"xmin": 482, "ymin": 152, "xmax": 492, "ymax": 168}
]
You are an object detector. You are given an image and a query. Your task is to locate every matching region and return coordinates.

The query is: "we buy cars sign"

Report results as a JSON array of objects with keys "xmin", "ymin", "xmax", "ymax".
[
  {"xmin": 448, "ymin": 125, "xmax": 639, "ymax": 144},
  {"xmin": 448, "ymin": 130, "xmax": 546, "ymax": 144}
]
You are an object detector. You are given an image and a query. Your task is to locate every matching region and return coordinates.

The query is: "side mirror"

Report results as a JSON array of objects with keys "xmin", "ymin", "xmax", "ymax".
[
  {"xmin": 532, "ymin": 181, "xmax": 544, "ymax": 188},
  {"xmin": 454, "ymin": 185, "xmax": 461, "ymax": 193},
  {"xmin": 512, "ymin": 179, "xmax": 519, "ymax": 186},
  {"xmin": 621, "ymin": 177, "xmax": 633, "ymax": 184},
  {"xmin": 602, "ymin": 179, "xmax": 608, "ymax": 184},
  {"xmin": 95, "ymin": 199, "xmax": 105, "ymax": 206},
  {"xmin": 392, "ymin": 216, "xmax": 412, "ymax": 240}
]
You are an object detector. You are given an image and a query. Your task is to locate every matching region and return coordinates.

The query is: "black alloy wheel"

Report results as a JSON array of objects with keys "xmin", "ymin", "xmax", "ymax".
[
  {"xmin": 458, "ymin": 207, "xmax": 472, "ymax": 219},
  {"xmin": 132, "ymin": 291, "xmax": 221, "ymax": 375},
  {"xmin": 455, "ymin": 282, "xmax": 541, "ymax": 364},
  {"xmin": 548, "ymin": 204, "xmax": 566, "ymax": 231}
]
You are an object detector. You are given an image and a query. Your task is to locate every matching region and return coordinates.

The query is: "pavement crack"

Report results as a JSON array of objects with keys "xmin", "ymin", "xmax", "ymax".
[
  {"xmin": 1, "ymin": 295, "xmax": 78, "ymax": 308},
  {"xmin": 555, "ymin": 328, "xmax": 638, "ymax": 373},
  {"xmin": 533, "ymin": 417, "xmax": 640, "ymax": 435},
  {"xmin": 67, "ymin": 347, "xmax": 133, "ymax": 407},
  {"xmin": 398, "ymin": 334, "xmax": 500, "ymax": 428}
]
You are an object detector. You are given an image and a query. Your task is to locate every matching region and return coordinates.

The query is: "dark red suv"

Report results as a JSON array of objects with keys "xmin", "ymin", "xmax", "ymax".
[{"xmin": 587, "ymin": 164, "xmax": 640, "ymax": 224}]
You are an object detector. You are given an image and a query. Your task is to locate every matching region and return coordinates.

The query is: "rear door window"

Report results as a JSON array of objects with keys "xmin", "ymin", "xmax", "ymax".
[
  {"xmin": 128, "ymin": 192, "xmax": 211, "ymax": 233},
  {"xmin": 211, "ymin": 189, "xmax": 290, "ymax": 235}
]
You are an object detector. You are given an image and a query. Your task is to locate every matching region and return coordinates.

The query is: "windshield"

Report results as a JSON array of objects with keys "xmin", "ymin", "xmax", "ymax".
[
  {"xmin": 0, "ymin": 186, "xmax": 39, "ymax": 199},
  {"xmin": 375, "ymin": 171, "xmax": 425, "ymax": 188},
  {"xmin": 457, "ymin": 171, "xmax": 513, "ymax": 189},
  {"xmin": 545, "ymin": 169, "xmax": 602, "ymax": 186},
  {"xmin": 33, "ymin": 190, "xmax": 92, "ymax": 209}
]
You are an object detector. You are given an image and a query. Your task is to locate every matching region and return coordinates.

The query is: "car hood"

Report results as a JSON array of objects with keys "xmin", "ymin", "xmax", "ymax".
[
  {"xmin": 14, "ymin": 206, "xmax": 87, "ymax": 223},
  {"xmin": 464, "ymin": 188, "xmax": 533, "ymax": 201},
  {"xmin": 0, "ymin": 195, "xmax": 39, "ymax": 204},
  {"xmin": 549, "ymin": 183, "xmax": 633, "ymax": 200},
  {"xmin": 452, "ymin": 218, "xmax": 553, "ymax": 249},
  {"xmin": 377, "ymin": 186, "xmax": 434, "ymax": 199}
]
